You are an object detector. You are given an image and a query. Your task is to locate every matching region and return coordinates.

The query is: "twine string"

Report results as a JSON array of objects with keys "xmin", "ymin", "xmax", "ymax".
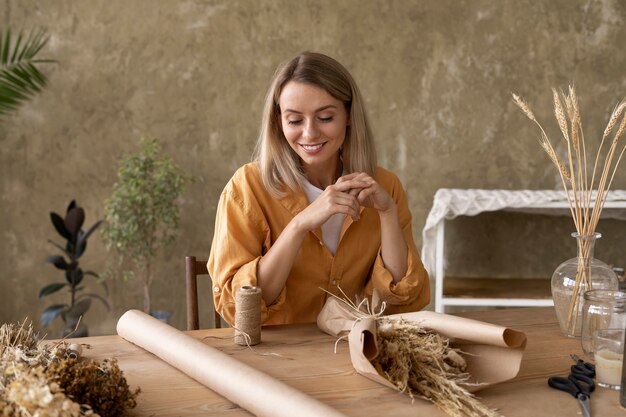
[
  {"xmin": 321, "ymin": 286, "xmax": 387, "ymax": 321},
  {"xmin": 321, "ymin": 286, "xmax": 388, "ymax": 354},
  {"xmin": 333, "ymin": 335, "xmax": 348, "ymax": 354},
  {"xmin": 234, "ymin": 286, "xmax": 262, "ymax": 346},
  {"xmin": 204, "ymin": 290, "xmax": 289, "ymax": 358},
  {"xmin": 202, "ymin": 332, "xmax": 290, "ymax": 359}
]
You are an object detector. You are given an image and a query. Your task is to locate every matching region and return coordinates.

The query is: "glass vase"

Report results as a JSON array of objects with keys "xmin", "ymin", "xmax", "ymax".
[
  {"xmin": 581, "ymin": 289, "xmax": 626, "ymax": 358},
  {"xmin": 551, "ymin": 232, "xmax": 619, "ymax": 338}
]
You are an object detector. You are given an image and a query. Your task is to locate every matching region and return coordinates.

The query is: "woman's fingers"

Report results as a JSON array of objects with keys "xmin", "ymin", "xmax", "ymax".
[
  {"xmin": 297, "ymin": 172, "xmax": 394, "ymax": 231},
  {"xmin": 358, "ymin": 185, "xmax": 393, "ymax": 211},
  {"xmin": 325, "ymin": 190, "xmax": 360, "ymax": 219},
  {"xmin": 297, "ymin": 188, "xmax": 360, "ymax": 231},
  {"xmin": 338, "ymin": 172, "xmax": 392, "ymax": 212},
  {"xmin": 333, "ymin": 177, "xmax": 368, "ymax": 193}
]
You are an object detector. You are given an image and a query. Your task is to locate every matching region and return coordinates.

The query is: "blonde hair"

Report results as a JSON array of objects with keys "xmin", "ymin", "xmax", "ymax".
[{"xmin": 253, "ymin": 52, "xmax": 377, "ymax": 197}]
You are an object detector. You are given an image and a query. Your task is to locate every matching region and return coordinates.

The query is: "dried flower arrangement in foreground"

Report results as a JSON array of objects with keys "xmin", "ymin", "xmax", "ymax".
[
  {"xmin": 512, "ymin": 87, "xmax": 626, "ymax": 334},
  {"xmin": 371, "ymin": 318, "xmax": 501, "ymax": 417},
  {"xmin": 0, "ymin": 320, "xmax": 139, "ymax": 416},
  {"xmin": 322, "ymin": 291, "xmax": 501, "ymax": 417}
]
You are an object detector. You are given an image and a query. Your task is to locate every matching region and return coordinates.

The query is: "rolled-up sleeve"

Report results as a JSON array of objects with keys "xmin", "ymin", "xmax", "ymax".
[
  {"xmin": 364, "ymin": 176, "xmax": 430, "ymax": 314},
  {"xmin": 207, "ymin": 181, "xmax": 287, "ymax": 325}
]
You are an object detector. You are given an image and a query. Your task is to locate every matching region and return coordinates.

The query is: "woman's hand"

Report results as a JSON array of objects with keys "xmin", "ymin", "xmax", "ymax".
[
  {"xmin": 340, "ymin": 172, "xmax": 407, "ymax": 283},
  {"xmin": 258, "ymin": 174, "xmax": 371, "ymax": 304},
  {"xmin": 294, "ymin": 173, "xmax": 394, "ymax": 234},
  {"xmin": 294, "ymin": 177, "xmax": 369, "ymax": 232},
  {"xmin": 338, "ymin": 172, "xmax": 394, "ymax": 213}
]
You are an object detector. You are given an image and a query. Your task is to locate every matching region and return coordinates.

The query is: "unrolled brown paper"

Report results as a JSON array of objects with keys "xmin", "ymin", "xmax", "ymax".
[
  {"xmin": 317, "ymin": 297, "xmax": 527, "ymax": 393},
  {"xmin": 117, "ymin": 309, "xmax": 347, "ymax": 417}
]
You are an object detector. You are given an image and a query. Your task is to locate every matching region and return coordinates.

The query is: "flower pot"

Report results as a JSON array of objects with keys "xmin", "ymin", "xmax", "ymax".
[{"xmin": 150, "ymin": 310, "xmax": 171, "ymax": 324}]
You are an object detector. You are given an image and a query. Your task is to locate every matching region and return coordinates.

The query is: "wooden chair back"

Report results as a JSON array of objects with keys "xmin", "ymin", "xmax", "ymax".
[{"xmin": 185, "ymin": 256, "xmax": 222, "ymax": 330}]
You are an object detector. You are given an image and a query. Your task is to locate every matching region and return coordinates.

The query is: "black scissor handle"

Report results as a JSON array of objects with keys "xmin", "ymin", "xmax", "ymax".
[
  {"xmin": 571, "ymin": 361, "xmax": 595, "ymax": 378},
  {"xmin": 548, "ymin": 376, "xmax": 579, "ymax": 397},
  {"xmin": 569, "ymin": 373, "xmax": 595, "ymax": 395}
]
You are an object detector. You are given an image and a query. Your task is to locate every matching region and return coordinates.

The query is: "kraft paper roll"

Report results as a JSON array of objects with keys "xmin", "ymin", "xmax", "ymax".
[
  {"xmin": 317, "ymin": 297, "xmax": 527, "ymax": 393},
  {"xmin": 117, "ymin": 309, "xmax": 346, "ymax": 417}
]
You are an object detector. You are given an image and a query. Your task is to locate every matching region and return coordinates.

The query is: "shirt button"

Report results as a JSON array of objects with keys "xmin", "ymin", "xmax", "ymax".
[
  {"xmin": 213, "ymin": 286, "xmax": 220, "ymax": 293},
  {"xmin": 332, "ymin": 280, "xmax": 337, "ymax": 285}
]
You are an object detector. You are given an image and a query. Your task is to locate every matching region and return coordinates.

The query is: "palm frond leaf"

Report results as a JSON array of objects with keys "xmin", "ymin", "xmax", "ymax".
[{"xmin": 0, "ymin": 28, "xmax": 54, "ymax": 116}]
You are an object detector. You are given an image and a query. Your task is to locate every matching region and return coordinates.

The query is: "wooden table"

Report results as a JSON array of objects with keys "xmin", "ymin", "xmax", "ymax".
[{"xmin": 74, "ymin": 308, "xmax": 625, "ymax": 416}]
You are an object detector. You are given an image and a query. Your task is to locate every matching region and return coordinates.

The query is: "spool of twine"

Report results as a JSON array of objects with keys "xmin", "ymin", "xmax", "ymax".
[
  {"xmin": 67, "ymin": 343, "xmax": 82, "ymax": 359},
  {"xmin": 234, "ymin": 286, "xmax": 262, "ymax": 346}
]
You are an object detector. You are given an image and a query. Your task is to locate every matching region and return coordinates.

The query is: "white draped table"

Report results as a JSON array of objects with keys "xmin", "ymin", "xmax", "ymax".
[{"xmin": 420, "ymin": 189, "xmax": 626, "ymax": 312}]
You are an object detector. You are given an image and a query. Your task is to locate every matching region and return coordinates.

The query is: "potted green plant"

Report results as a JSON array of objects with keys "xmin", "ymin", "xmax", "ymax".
[
  {"xmin": 102, "ymin": 137, "xmax": 194, "ymax": 319},
  {"xmin": 39, "ymin": 200, "xmax": 109, "ymax": 337},
  {"xmin": 0, "ymin": 28, "xmax": 54, "ymax": 117}
]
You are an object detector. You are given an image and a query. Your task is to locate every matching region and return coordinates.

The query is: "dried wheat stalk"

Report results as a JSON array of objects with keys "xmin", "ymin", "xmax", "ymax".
[
  {"xmin": 372, "ymin": 318, "xmax": 501, "ymax": 417},
  {"xmin": 513, "ymin": 87, "xmax": 626, "ymax": 334},
  {"xmin": 323, "ymin": 290, "xmax": 500, "ymax": 417}
]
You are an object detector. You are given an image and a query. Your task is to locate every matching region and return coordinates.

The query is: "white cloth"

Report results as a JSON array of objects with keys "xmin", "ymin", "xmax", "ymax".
[{"xmin": 420, "ymin": 188, "xmax": 626, "ymax": 275}]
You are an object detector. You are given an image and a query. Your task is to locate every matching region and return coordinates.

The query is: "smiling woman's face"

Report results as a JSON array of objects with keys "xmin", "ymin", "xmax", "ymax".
[{"xmin": 279, "ymin": 81, "xmax": 349, "ymax": 174}]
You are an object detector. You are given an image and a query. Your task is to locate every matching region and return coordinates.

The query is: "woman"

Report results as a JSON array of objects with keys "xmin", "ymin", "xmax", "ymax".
[{"xmin": 208, "ymin": 52, "xmax": 429, "ymax": 325}]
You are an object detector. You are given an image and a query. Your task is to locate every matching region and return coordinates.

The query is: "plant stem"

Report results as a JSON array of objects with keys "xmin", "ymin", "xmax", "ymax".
[{"xmin": 143, "ymin": 260, "xmax": 152, "ymax": 314}]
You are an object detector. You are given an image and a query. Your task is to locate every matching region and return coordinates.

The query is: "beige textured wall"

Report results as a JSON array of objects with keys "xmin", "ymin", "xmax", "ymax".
[{"xmin": 1, "ymin": 0, "xmax": 625, "ymax": 335}]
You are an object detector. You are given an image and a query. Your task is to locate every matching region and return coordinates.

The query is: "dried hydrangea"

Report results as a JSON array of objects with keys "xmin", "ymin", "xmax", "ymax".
[
  {"xmin": 0, "ymin": 320, "xmax": 139, "ymax": 417},
  {"xmin": 5, "ymin": 367, "xmax": 85, "ymax": 417},
  {"xmin": 47, "ymin": 357, "xmax": 139, "ymax": 417}
]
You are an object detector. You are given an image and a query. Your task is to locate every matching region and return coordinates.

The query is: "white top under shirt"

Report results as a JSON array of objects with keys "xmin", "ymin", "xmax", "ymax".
[{"xmin": 301, "ymin": 179, "xmax": 345, "ymax": 256}]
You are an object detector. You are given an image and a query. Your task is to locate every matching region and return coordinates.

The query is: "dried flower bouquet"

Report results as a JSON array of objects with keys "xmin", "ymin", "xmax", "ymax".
[
  {"xmin": 320, "ymin": 292, "xmax": 504, "ymax": 417},
  {"xmin": 372, "ymin": 318, "xmax": 501, "ymax": 417},
  {"xmin": 513, "ymin": 87, "xmax": 626, "ymax": 335},
  {"xmin": 0, "ymin": 320, "xmax": 139, "ymax": 416}
]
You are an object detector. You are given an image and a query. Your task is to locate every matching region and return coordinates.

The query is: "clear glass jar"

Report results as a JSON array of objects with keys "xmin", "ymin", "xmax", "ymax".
[
  {"xmin": 614, "ymin": 266, "xmax": 626, "ymax": 291},
  {"xmin": 581, "ymin": 289, "xmax": 626, "ymax": 357},
  {"xmin": 594, "ymin": 329, "xmax": 625, "ymax": 390},
  {"xmin": 551, "ymin": 232, "xmax": 619, "ymax": 338}
]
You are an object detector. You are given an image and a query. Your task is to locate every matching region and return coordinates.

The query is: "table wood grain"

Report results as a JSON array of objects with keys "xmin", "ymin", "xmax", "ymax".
[{"xmin": 70, "ymin": 308, "xmax": 626, "ymax": 416}]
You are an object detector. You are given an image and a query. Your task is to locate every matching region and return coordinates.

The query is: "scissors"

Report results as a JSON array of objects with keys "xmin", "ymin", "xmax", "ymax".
[
  {"xmin": 548, "ymin": 356, "xmax": 595, "ymax": 417},
  {"xmin": 570, "ymin": 354, "xmax": 595, "ymax": 378}
]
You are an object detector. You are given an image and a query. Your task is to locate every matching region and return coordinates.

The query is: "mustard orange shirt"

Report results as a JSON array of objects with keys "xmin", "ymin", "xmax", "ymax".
[{"xmin": 208, "ymin": 163, "xmax": 430, "ymax": 325}]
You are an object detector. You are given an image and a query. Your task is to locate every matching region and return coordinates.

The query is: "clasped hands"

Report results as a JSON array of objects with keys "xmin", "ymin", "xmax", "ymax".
[{"xmin": 296, "ymin": 172, "xmax": 394, "ymax": 232}]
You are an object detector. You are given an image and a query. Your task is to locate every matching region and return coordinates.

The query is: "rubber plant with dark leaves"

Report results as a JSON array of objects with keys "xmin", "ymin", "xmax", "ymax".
[{"xmin": 39, "ymin": 200, "xmax": 109, "ymax": 337}]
